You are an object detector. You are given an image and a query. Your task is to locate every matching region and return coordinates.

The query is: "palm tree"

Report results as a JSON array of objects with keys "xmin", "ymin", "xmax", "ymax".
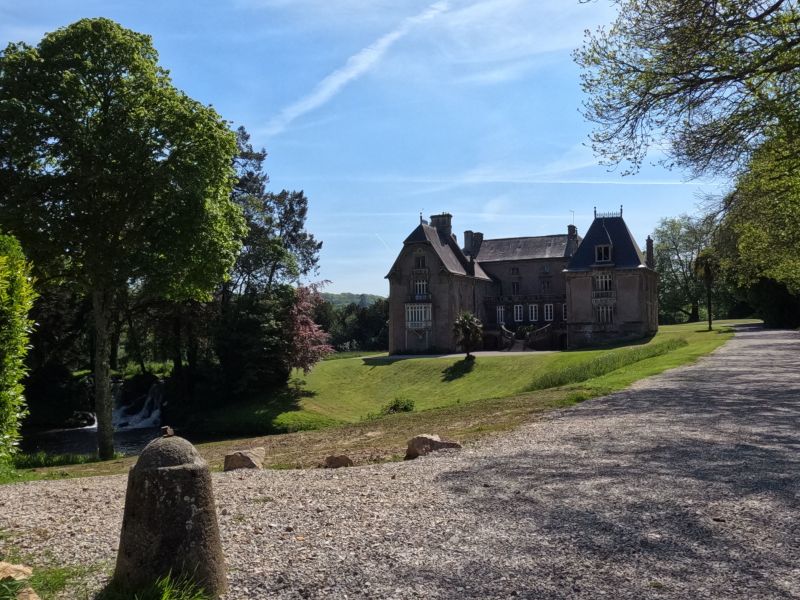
[{"xmin": 453, "ymin": 312, "xmax": 483, "ymax": 359}]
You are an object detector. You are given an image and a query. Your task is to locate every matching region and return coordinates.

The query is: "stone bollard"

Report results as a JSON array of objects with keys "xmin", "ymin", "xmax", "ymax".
[{"xmin": 113, "ymin": 435, "xmax": 227, "ymax": 597}]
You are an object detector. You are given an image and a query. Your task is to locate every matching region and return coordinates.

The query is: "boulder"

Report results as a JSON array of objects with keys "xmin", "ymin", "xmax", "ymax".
[
  {"xmin": 0, "ymin": 562, "xmax": 40, "ymax": 600},
  {"xmin": 323, "ymin": 455, "xmax": 354, "ymax": 468},
  {"xmin": 17, "ymin": 588, "xmax": 41, "ymax": 600},
  {"xmin": 405, "ymin": 434, "xmax": 462, "ymax": 460},
  {"xmin": 0, "ymin": 562, "xmax": 32, "ymax": 580},
  {"xmin": 223, "ymin": 447, "xmax": 265, "ymax": 471},
  {"xmin": 113, "ymin": 436, "xmax": 227, "ymax": 598}
]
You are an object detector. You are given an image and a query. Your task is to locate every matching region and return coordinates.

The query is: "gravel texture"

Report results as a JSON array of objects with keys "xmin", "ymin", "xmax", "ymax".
[{"xmin": 2, "ymin": 324, "xmax": 799, "ymax": 599}]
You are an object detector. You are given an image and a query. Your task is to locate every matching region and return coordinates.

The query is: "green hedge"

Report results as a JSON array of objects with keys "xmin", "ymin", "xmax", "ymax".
[
  {"xmin": 525, "ymin": 337, "xmax": 689, "ymax": 391},
  {"xmin": 0, "ymin": 233, "xmax": 36, "ymax": 463}
]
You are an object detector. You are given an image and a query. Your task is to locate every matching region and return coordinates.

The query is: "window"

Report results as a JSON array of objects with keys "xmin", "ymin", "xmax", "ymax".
[
  {"xmin": 413, "ymin": 279, "xmax": 428, "ymax": 297},
  {"xmin": 595, "ymin": 272, "xmax": 613, "ymax": 291},
  {"xmin": 562, "ymin": 303, "xmax": 568, "ymax": 321},
  {"xmin": 496, "ymin": 305, "xmax": 505, "ymax": 325},
  {"xmin": 541, "ymin": 278, "xmax": 551, "ymax": 292},
  {"xmin": 595, "ymin": 245, "xmax": 611, "ymax": 263},
  {"xmin": 511, "ymin": 266, "xmax": 520, "ymax": 275},
  {"xmin": 414, "ymin": 255, "xmax": 426, "ymax": 269},
  {"xmin": 596, "ymin": 305, "xmax": 614, "ymax": 324},
  {"xmin": 529, "ymin": 304, "xmax": 538, "ymax": 321},
  {"xmin": 405, "ymin": 303, "xmax": 431, "ymax": 328},
  {"xmin": 542, "ymin": 264, "xmax": 551, "ymax": 274},
  {"xmin": 511, "ymin": 281, "xmax": 520, "ymax": 295},
  {"xmin": 514, "ymin": 304, "xmax": 523, "ymax": 322},
  {"xmin": 544, "ymin": 303, "xmax": 553, "ymax": 322}
]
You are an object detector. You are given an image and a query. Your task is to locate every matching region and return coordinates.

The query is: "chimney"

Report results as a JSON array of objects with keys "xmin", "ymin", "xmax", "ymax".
[
  {"xmin": 567, "ymin": 224, "xmax": 577, "ymax": 238},
  {"xmin": 429, "ymin": 213, "xmax": 452, "ymax": 237},
  {"xmin": 646, "ymin": 235, "xmax": 654, "ymax": 268},
  {"xmin": 464, "ymin": 230, "xmax": 474, "ymax": 255},
  {"xmin": 473, "ymin": 232, "xmax": 484, "ymax": 256}
]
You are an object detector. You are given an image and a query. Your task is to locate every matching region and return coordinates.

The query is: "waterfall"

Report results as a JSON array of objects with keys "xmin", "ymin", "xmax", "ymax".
[{"xmin": 111, "ymin": 380, "xmax": 163, "ymax": 431}]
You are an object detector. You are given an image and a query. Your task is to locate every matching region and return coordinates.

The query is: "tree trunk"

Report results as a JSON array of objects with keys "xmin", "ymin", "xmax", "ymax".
[
  {"xmin": 689, "ymin": 301, "xmax": 700, "ymax": 322},
  {"xmin": 706, "ymin": 284, "xmax": 713, "ymax": 331},
  {"xmin": 92, "ymin": 289, "xmax": 115, "ymax": 460},
  {"xmin": 186, "ymin": 311, "xmax": 198, "ymax": 402},
  {"xmin": 109, "ymin": 316, "xmax": 122, "ymax": 371},
  {"xmin": 125, "ymin": 309, "xmax": 147, "ymax": 375},
  {"xmin": 171, "ymin": 312, "xmax": 183, "ymax": 376}
]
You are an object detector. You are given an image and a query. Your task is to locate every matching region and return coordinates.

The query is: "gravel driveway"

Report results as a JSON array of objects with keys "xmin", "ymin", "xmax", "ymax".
[{"xmin": 2, "ymin": 324, "xmax": 799, "ymax": 599}]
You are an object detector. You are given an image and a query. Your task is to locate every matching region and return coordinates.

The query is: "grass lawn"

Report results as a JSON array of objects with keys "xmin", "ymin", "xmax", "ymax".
[
  {"xmin": 293, "ymin": 320, "xmax": 745, "ymax": 422},
  {"xmin": 4, "ymin": 320, "xmax": 754, "ymax": 483}
]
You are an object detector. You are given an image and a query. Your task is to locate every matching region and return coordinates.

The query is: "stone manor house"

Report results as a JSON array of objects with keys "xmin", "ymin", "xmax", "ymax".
[{"xmin": 386, "ymin": 210, "xmax": 658, "ymax": 353}]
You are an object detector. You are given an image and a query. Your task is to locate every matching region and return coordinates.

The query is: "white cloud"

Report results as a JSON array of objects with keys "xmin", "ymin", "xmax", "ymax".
[{"xmin": 262, "ymin": 1, "xmax": 448, "ymax": 136}]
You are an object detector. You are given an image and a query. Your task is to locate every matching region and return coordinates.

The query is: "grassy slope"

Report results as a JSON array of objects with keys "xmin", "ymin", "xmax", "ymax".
[
  {"xmin": 295, "ymin": 320, "xmax": 740, "ymax": 422},
  {"xmin": 4, "ymin": 320, "xmax": 750, "ymax": 483}
]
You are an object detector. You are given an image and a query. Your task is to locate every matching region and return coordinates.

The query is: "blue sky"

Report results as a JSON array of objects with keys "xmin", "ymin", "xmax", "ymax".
[{"xmin": 0, "ymin": 0, "xmax": 726, "ymax": 295}]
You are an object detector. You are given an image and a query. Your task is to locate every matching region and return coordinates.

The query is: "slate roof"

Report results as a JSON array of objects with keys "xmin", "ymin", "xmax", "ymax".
[
  {"xmin": 390, "ymin": 223, "xmax": 491, "ymax": 281},
  {"xmin": 475, "ymin": 234, "xmax": 578, "ymax": 262},
  {"xmin": 565, "ymin": 216, "xmax": 646, "ymax": 270}
]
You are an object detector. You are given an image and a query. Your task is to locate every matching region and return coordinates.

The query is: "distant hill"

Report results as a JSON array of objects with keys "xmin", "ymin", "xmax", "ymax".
[{"xmin": 321, "ymin": 292, "xmax": 385, "ymax": 307}]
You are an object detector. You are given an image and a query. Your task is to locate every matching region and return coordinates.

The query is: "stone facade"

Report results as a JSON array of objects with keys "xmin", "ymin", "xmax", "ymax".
[{"xmin": 386, "ymin": 210, "xmax": 658, "ymax": 353}]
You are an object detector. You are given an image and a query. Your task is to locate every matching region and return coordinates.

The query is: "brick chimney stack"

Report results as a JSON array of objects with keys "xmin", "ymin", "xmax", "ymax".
[
  {"xmin": 568, "ymin": 224, "xmax": 577, "ymax": 238},
  {"xmin": 429, "ymin": 213, "xmax": 452, "ymax": 238},
  {"xmin": 464, "ymin": 230, "xmax": 474, "ymax": 255},
  {"xmin": 472, "ymin": 232, "xmax": 484, "ymax": 256},
  {"xmin": 646, "ymin": 235, "xmax": 655, "ymax": 268}
]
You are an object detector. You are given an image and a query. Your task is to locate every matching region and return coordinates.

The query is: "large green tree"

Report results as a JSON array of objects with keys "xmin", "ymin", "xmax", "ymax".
[
  {"xmin": 576, "ymin": 0, "xmax": 800, "ymax": 176},
  {"xmin": 229, "ymin": 127, "xmax": 322, "ymax": 295},
  {"xmin": 723, "ymin": 134, "xmax": 800, "ymax": 294},
  {"xmin": 0, "ymin": 19, "xmax": 245, "ymax": 458},
  {"xmin": 652, "ymin": 215, "xmax": 714, "ymax": 322}
]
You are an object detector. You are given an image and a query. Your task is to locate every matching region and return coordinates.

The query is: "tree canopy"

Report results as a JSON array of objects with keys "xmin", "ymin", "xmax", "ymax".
[
  {"xmin": 652, "ymin": 215, "xmax": 713, "ymax": 322},
  {"xmin": 0, "ymin": 18, "xmax": 245, "ymax": 457},
  {"xmin": 576, "ymin": 0, "xmax": 800, "ymax": 176},
  {"xmin": 721, "ymin": 134, "xmax": 800, "ymax": 294}
]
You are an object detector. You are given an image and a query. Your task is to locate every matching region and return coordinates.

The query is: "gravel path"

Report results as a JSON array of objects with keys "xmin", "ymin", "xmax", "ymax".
[{"xmin": 2, "ymin": 325, "xmax": 799, "ymax": 599}]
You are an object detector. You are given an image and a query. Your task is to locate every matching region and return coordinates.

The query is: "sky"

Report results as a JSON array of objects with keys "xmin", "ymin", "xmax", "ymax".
[{"xmin": 0, "ymin": 0, "xmax": 727, "ymax": 295}]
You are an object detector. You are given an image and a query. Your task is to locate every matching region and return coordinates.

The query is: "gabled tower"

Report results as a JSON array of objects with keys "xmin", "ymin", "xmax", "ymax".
[{"xmin": 563, "ymin": 208, "xmax": 658, "ymax": 347}]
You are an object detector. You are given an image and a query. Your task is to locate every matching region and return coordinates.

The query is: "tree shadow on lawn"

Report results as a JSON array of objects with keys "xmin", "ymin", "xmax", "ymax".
[
  {"xmin": 183, "ymin": 384, "xmax": 319, "ymax": 441},
  {"xmin": 441, "ymin": 356, "xmax": 475, "ymax": 382},
  {"xmin": 362, "ymin": 354, "xmax": 451, "ymax": 367}
]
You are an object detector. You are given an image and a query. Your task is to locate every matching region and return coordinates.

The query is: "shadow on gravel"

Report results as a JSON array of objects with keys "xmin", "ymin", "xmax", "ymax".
[{"xmin": 423, "ymin": 327, "xmax": 800, "ymax": 599}]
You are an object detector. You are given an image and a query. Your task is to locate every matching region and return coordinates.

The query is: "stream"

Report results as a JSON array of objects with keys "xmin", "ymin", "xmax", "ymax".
[{"xmin": 20, "ymin": 380, "xmax": 165, "ymax": 457}]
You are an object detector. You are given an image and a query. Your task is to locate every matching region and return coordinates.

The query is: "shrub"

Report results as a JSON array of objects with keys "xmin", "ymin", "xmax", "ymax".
[
  {"xmin": 0, "ymin": 233, "xmax": 36, "ymax": 463},
  {"xmin": 381, "ymin": 397, "xmax": 415, "ymax": 415}
]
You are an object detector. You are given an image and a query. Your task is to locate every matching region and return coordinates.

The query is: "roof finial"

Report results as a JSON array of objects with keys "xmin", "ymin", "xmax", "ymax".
[
  {"xmin": 593, "ymin": 206, "xmax": 597, "ymax": 218},
  {"xmin": 419, "ymin": 211, "xmax": 423, "ymax": 224},
  {"xmin": 620, "ymin": 204, "xmax": 623, "ymax": 216}
]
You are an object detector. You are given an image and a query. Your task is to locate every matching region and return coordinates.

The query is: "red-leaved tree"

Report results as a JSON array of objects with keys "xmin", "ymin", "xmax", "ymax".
[{"xmin": 287, "ymin": 285, "xmax": 333, "ymax": 373}]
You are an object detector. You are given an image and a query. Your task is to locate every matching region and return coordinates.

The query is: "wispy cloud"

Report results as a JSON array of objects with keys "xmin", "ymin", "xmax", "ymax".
[{"xmin": 262, "ymin": 1, "xmax": 448, "ymax": 136}]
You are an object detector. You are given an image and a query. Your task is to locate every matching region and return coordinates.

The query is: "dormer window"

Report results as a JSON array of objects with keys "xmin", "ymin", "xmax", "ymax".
[{"xmin": 595, "ymin": 245, "xmax": 611, "ymax": 263}]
